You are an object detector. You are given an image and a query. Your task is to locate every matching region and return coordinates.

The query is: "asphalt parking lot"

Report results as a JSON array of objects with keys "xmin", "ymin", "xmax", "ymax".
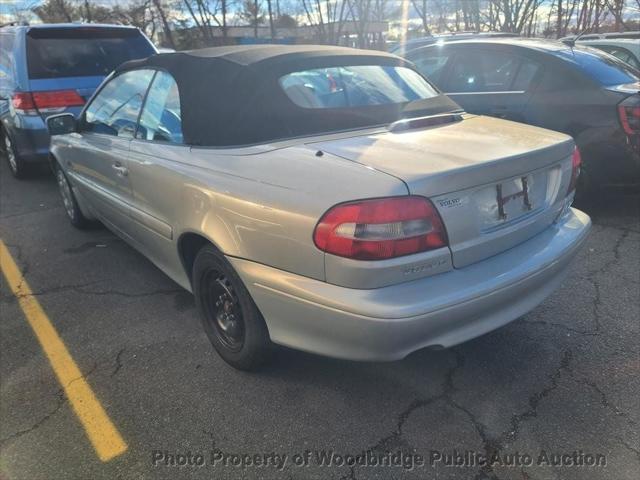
[{"xmin": 0, "ymin": 158, "xmax": 638, "ymax": 480}]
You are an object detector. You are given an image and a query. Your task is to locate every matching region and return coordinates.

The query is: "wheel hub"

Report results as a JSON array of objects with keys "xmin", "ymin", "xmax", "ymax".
[
  {"xmin": 57, "ymin": 170, "xmax": 75, "ymax": 219},
  {"xmin": 5, "ymin": 136, "xmax": 17, "ymax": 173},
  {"xmin": 216, "ymin": 292, "xmax": 239, "ymax": 336},
  {"xmin": 205, "ymin": 274, "xmax": 244, "ymax": 351}
]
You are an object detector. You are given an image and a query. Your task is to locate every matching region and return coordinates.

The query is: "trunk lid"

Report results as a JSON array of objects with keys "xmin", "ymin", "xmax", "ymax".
[{"xmin": 309, "ymin": 115, "xmax": 575, "ymax": 268}]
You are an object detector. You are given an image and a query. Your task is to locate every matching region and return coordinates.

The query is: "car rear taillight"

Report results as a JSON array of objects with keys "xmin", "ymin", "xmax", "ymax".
[
  {"xmin": 567, "ymin": 147, "xmax": 582, "ymax": 194},
  {"xmin": 12, "ymin": 90, "xmax": 84, "ymax": 115},
  {"xmin": 618, "ymin": 98, "xmax": 640, "ymax": 135},
  {"xmin": 313, "ymin": 196, "xmax": 448, "ymax": 260},
  {"xmin": 11, "ymin": 92, "xmax": 38, "ymax": 115}
]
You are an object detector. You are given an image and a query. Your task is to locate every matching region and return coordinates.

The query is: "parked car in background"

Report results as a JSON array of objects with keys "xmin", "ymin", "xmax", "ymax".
[
  {"xmin": 389, "ymin": 31, "xmax": 519, "ymax": 56},
  {"xmin": 560, "ymin": 31, "xmax": 640, "ymax": 41},
  {"xmin": 46, "ymin": 45, "xmax": 590, "ymax": 370},
  {"xmin": 403, "ymin": 38, "xmax": 640, "ymax": 190},
  {"xmin": 0, "ymin": 23, "xmax": 157, "ymax": 178},
  {"xmin": 573, "ymin": 39, "xmax": 640, "ymax": 69}
]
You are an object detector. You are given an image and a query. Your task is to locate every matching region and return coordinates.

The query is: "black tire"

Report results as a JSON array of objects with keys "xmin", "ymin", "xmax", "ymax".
[
  {"xmin": 573, "ymin": 165, "xmax": 596, "ymax": 207},
  {"xmin": 2, "ymin": 130, "xmax": 28, "ymax": 179},
  {"xmin": 53, "ymin": 162, "xmax": 91, "ymax": 229},
  {"xmin": 193, "ymin": 245, "xmax": 272, "ymax": 370}
]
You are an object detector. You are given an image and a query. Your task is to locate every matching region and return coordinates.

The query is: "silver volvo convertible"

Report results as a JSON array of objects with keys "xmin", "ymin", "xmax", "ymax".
[{"xmin": 46, "ymin": 45, "xmax": 591, "ymax": 370}]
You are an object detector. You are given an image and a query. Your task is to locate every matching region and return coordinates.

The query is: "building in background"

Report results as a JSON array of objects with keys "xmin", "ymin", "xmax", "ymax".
[{"xmin": 161, "ymin": 21, "xmax": 389, "ymax": 49}]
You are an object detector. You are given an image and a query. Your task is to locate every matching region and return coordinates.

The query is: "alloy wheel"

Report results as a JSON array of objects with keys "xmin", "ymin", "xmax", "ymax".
[
  {"xmin": 4, "ymin": 135, "xmax": 17, "ymax": 174},
  {"xmin": 56, "ymin": 169, "xmax": 75, "ymax": 220}
]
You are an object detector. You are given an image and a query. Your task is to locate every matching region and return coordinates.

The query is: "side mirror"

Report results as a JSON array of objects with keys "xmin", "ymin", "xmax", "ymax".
[{"xmin": 46, "ymin": 113, "xmax": 77, "ymax": 136}]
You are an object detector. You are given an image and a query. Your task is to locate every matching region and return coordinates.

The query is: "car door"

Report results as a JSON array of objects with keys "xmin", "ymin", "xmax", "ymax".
[
  {"xmin": 64, "ymin": 69, "xmax": 155, "ymax": 235},
  {"xmin": 126, "ymin": 70, "xmax": 188, "ymax": 274},
  {"xmin": 439, "ymin": 47, "xmax": 542, "ymax": 122}
]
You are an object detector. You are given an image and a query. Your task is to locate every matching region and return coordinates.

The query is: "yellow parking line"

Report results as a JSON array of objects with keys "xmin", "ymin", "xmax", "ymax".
[{"xmin": 0, "ymin": 240, "xmax": 127, "ymax": 462}]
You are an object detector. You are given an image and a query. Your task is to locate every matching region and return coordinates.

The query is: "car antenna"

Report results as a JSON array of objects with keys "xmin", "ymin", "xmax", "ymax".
[{"xmin": 562, "ymin": 28, "xmax": 589, "ymax": 48}]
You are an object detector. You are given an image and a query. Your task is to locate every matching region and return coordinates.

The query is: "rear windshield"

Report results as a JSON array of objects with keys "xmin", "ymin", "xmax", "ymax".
[
  {"xmin": 26, "ymin": 28, "xmax": 156, "ymax": 79},
  {"xmin": 280, "ymin": 65, "xmax": 439, "ymax": 109},
  {"xmin": 553, "ymin": 46, "xmax": 640, "ymax": 86}
]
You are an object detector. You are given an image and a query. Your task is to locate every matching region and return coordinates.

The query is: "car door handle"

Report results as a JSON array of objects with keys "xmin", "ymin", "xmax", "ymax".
[{"xmin": 112, "ymin": 163, "xmax": 128, "ymax": 177}]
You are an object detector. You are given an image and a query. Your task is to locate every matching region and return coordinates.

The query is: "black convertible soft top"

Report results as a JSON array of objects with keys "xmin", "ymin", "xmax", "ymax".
[{"xmin": 116, "ymin": 44, "xmax": 460, "ymax": 147}]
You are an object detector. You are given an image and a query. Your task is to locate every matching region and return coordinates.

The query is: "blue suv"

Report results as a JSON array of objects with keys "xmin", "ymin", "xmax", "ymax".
[{"xmin": 0, "ymin": 23, "xmax": 157, "ymax": 178}]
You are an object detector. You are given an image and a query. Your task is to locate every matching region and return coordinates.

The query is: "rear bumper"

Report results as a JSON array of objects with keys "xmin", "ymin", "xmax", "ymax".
[{"xmin": 230, "ymin": 208, "xmax": 591, "ymax": 361}]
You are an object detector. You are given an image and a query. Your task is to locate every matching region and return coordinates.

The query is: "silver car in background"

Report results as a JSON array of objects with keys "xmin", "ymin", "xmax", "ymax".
[{"xmin": 47, "ymin": 45, "xmax": 591, "ymax": 370}]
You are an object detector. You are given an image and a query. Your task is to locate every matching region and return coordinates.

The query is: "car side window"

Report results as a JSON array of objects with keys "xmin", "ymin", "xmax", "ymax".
[
  {"xmin": 409, "ymin": 51, "xmax": 451, "ymax": 86},
  {"xmin": 136, "ymin": 71, "xmax": 183, "ymax": 144},
  {"xmin": 446, "ymin": 51, "xmax": 536, "ymax": 93},
  {"xmin": 597, "ymin": 46, "xmax": 640, "ymax": 69},
  {"xmin": 83, "ymin": 69, "xmax": 154, "ymax": 138},
  {"xmin": 512, "ymin": 59, "xmax": 541, "ymax": 91},
  {"xmin": 0, "ymin": 33, "xmax": 15, "ymax": 87}
]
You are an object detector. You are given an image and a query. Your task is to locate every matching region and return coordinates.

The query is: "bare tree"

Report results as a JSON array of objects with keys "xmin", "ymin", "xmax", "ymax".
[
  {"xmin": 33, "ymin": 0, "xmax": 75, "ymax": 22},
  {"xmin": 238, "ymin": 0, "xmax": 265, "ymax": 36},
  {"xmin": 266, "ymin": 0, "xmax": 276, "ymax": 38},
  {"xmin": 153, "ymin": 0, "xmax": 176, "ymax": 48},
  {"xmin": 301, "ymin": 0, "xmax": 350, "ymax": 44},
  {"xmin": 411, "ymin": 0, "xmax": 431, "ymax": 35},
  {"xmin": 605, "ymin": 0, "xmax": 628, "ymax": 30},
  {"xmin": 486, "ymin": 0, "xmax": 544, "ymax": 34}
]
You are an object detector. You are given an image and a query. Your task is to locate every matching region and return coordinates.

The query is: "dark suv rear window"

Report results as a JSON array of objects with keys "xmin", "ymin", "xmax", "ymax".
[
  {"xmin": 26, "ymin": 28, "xmax": 156, "ymax": 79},
  {"xmin": 553, "ymin": 46, "xmax": 639, "ymax": 86}
]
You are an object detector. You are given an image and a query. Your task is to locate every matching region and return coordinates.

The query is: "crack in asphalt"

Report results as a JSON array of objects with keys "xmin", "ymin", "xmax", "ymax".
[
  {"xmin": 520, "ymin": 318, "xmax": 601, "ymax": 337},
  {"xmin": 0, "ymin": 205, "xmax": 63, "ymax": 220},
  {"xmin": 1, "ymin": 241, "xmax": 180, "ymax": 301},
  {"xmin": 0, "ymin": 361, "xmax": 98, "ymax": 448},
  {"xmin": 1, "ymin": 242, "xmax": 30, "ymax": 280},
  {"xmin": 337, "ymin": 348, "xmax": 577, "ymax": 480},
  {"xmin": 63, "ymin": 239, "xmax": 122, "ymax": 255},
  {"xmin": 335, "ymin": 350, "xmax": 466, "ymax": 480},
  {"xmin": 76, "ymin": 287, "xmax": 184, "ymax": 298},
  {"xmin": 523, "ymin": 227, "xmax": 635, "ymax": 339},
  {"xmin": 502, "ymin": 350, "xmax": 572, "ymax": 445},
  {"xmin": 444, "ymin": 350, "xmax": 573, "ymax": 480},
  {"xmin": 613, "ymin": 435, "xmax": 640, "ymax": 460},
  {"xmin": 111, "ymin": 348, "xmax": 126, "ymax": 377},
  {"xmin": 11, "ymin": 282, "xmax": 183, "ymax": 300},
  {"xmin": 588, "ymin": 222, "xmax": 640, "ymax": 235},
  {"xmin": 0, "ymin": 389, "xmax": 67, "ymax": 449},
  {"xmin": 577, "ymin": 377, "xmax": 638, "ymax": 428}
]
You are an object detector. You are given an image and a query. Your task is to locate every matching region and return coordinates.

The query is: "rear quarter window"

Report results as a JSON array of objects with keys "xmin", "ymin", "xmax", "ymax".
[
  {"xmin": 445, "ymin": 50, "xmax": 526, "ymax": 93},
  {"xmin": 553, "ymin": 46, "xmax": 640, "ymax": 86},
  {"xmin": 279, "ymin": 65, "xmax": 439, "ymax": 109},
  {"xmin": 409, "ymin": 51, "xmax": 452, "ymax": 85},
  {"xmin": 26, "ymin": 28, "xmax": 156, "ymax": 79}
]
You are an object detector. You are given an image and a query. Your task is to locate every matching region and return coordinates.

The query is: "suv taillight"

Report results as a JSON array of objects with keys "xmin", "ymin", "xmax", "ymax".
[
  {"xmin": 313, "ymin": 196, "xmax": 448, "ymax": 260},
  {"xmin": 12, "ymin": 90, "xmax": 84, "ymax": 115},
  {"xmin": 567, "ymin": 147, "xmax": 582, "ymax": 194},
  {"xmin": 618, "ymin": 98, "xmax": 640, "ymax": 135},
  {"xmin": 11, "ymin": 92, "xmax": 37, "ymax": 115}
]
